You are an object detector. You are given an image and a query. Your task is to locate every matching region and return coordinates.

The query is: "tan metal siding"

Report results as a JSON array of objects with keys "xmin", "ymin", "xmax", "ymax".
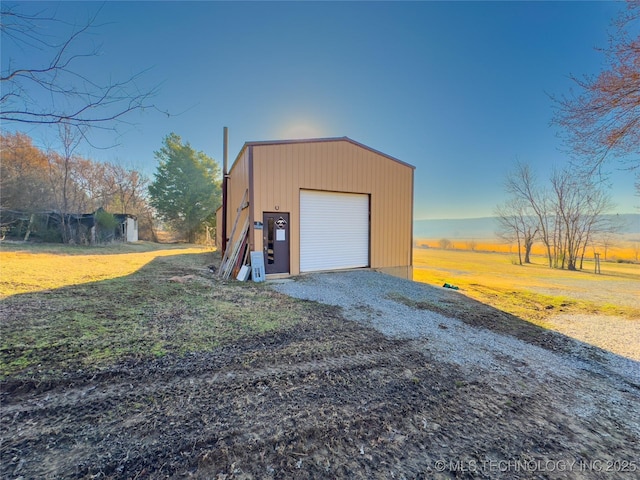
[
  {"xmin": 225, "ymin": 148, "xmax": 251, "ymax": 251},
  {"xmin": 250, "ymin": 140, "xmax": 413, "ymax": 277}
]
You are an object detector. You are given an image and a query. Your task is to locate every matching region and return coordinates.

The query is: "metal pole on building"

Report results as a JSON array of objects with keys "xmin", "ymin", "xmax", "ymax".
[{"xmin": 221, "ymin": 127, "xmax": 229, "ymax": 255}]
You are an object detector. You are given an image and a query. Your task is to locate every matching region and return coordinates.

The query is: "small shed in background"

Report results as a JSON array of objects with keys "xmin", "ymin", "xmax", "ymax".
[
  {"xmin": 217, "ymin": 137, "xmax": 414, "ymax": 280},
  {"xmin": 115, "ymin": 214, "xmax": 138, "ymax": 243},
  {"xmin": 0, "ymin": 208, "xmax": 138, "ymax": 244}
]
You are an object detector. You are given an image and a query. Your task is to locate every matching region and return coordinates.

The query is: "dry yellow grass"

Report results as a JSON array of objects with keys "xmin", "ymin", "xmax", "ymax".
[
  {"xmin": 413, "ymin": 247, "xmax": 640, "ymax": 360},
  {"xmin": 0, "ymin": 243, "xmax": 309, "ymax": 378},
  {"xmin": 413, "ymin": 247, "xmax": 639, "ymax": 313},
  {"xmin": 415, "ymin": 237, "xmax": 640, "ymax": 262},
  {"xmin": 0, "ymin": 243, "xmax": 210, "ymax": 297}
]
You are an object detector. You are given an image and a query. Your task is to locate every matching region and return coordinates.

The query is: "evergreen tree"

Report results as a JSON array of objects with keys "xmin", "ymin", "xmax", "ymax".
[{"xmin": 148, "ymin": 133, "xmax": 221, "ymax": 243}]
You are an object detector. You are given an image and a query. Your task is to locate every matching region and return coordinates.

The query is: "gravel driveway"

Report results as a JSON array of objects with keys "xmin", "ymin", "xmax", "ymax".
[{"xmin": 271, "ymin": 269, "xmax": 640, "ymax": 436}]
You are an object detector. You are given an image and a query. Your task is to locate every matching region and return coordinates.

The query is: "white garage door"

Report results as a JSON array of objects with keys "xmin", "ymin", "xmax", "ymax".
[{"xmin": 300, "ymin": 190, "xmax": 369, "ymax": 272}]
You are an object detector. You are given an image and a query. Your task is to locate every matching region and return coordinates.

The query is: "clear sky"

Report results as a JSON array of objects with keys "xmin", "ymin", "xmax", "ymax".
[{"xmin": 3, "ymin": 1, "xmax": 637, "ymax": 219}]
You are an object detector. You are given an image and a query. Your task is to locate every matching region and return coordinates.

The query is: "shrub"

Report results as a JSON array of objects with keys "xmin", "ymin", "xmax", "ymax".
[
  {"xmin": 439, "ymin": 238, "xmax": 452, "ymax": 249},
  {"xmin": 95, "ymin": 210, "xmax": 119, "ymax": 243}
]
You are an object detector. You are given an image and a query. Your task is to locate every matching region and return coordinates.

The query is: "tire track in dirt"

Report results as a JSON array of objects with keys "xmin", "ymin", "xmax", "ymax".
[
  {"xmin": 4, "ymin": 326, "xmax": 639, "ymax": 479},
  {"xmin": 1, "ymin": 343, "xmax": 419, "ymax": 417},
  {"xmin": 2, "ymin": 336, "xmax": 438, "ymax": 475}
]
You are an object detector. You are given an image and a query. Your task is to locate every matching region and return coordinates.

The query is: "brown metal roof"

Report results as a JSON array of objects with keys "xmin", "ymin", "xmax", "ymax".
[{"xmin": 232, "ymin": 136, "xmax": 415, "ymax": 171}]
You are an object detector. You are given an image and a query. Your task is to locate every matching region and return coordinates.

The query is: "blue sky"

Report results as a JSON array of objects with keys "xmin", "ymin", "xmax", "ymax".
[{"xmin": 3, "ymin": 1, "xmax": 637, "ymax": 219}]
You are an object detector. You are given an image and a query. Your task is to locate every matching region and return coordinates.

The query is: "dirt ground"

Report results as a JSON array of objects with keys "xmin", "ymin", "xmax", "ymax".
[{"xmin": 1, "ymin": 257, "xmax": 639, "ymax": 479}]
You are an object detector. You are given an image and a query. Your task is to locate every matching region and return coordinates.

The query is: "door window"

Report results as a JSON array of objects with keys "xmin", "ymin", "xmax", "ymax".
[{"xmin": 266, "ymin": 217, "xmax": 275, "ymax": 264}]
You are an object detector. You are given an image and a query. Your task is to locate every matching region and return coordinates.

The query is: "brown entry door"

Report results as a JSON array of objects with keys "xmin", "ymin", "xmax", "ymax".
[{"xmin": 263, "ymin": 212, "xmax": 290, "ymax": 274}]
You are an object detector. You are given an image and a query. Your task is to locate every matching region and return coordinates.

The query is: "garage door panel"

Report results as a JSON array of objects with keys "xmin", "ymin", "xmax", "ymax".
[{"xmin": 300, "ymin": 190, "xmax": 369, "ymax": 272}]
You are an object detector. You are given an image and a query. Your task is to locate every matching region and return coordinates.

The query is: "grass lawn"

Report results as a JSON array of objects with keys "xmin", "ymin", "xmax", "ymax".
[
  {"xmin": 0, "ymin": 241, "xmax": 210, "ymax": 296},
  {"xmin": 0, "ymin": 242, "xmax": 312, "ymax": 379},
  {"xmin": 413, "ymin": 247, "xmax": 640, "ymax": 360},
  {"xmin": 414, "ymin": 248, "xmax": 640, "ymax": 322}
]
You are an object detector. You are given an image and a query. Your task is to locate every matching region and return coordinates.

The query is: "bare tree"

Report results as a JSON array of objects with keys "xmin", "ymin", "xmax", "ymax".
[
  {"xmin": 598, "ymin": 232, "xmax": 616, "ymax": 261},
  {"xmin": 73, "ymin": 159, "xmax": 112, "ymax": 211},
  {"xmin": 591, "ymin": 214, "xmax": 625, "ymax": 262},
  {"xmin": 504, "ymin": 162, "xmax": 555, "ymax": 267},
  {"xmin": 496, "ymin": 201, "xmax": 523, "ymax": 265},
  {"xmin": 550, "ymin": 169, "xmax": 614, "ymax": 270},
  {"xmin": 1, "ymin": 4, "xmax": 161, "ymax": 137},
  {"xmin": 501, "ymin": 161, "xmax": 615, "ymax": 270},
  {"xmin": 47, "ymin": 125, "xmax": 87, "ymax": 242},
  {"xmin": 104, "ymin": 163, "xmax": 147, "ymax": 214},
  {"xmin": 551, "ymin": 1, "xmax": 640, "ymax": 173},
  {"xmin": 438, "ymin": 238, "xmax": 452, "ymax": 250},
  {"xmin": 495, "ymin": 197, "xmax": 538, "ymax": 265}
]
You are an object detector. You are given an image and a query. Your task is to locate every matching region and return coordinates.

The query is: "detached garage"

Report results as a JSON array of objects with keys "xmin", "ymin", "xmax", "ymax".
[{"xmin": 217, "ymin": 137, "xmax": 415, "ymax": 279}]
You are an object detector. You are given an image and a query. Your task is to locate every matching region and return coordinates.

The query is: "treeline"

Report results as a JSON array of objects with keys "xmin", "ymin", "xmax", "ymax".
[
  {"xmin": 1, "ymin": 132, "xmax": 156, "ymax": 242},
  {"xmin": 496, "ymin": 163, "xmax": 621, "ymax": 270}
]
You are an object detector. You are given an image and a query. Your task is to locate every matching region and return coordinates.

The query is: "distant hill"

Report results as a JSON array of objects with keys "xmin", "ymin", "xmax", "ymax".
[
  {"xmin": 413, "ymin": 217, "xmax": 498, "ymax": 239},
  {"xmin": 619, "ymin": 213, "xmax": 640, "ymax": 234},
  {"xmin": 413, "ymin": 213, "xmax": 640, "ymax": 239}
]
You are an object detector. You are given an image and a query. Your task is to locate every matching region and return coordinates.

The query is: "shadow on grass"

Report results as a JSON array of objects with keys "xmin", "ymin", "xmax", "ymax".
[{"xmin": 0, "ymin": 249, "xmax": 309, "ymax": 385}]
